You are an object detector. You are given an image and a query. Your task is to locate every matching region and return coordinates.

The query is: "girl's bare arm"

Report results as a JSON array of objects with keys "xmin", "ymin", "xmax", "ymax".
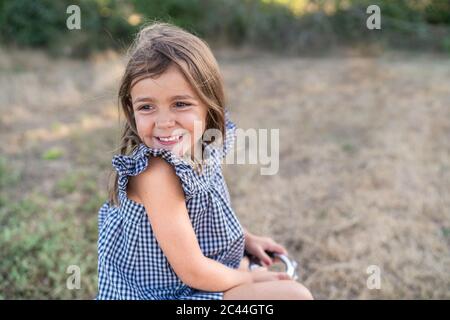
[{"xmin": 134, "ymin": 156, "xmax": 252, "ymax": 292}]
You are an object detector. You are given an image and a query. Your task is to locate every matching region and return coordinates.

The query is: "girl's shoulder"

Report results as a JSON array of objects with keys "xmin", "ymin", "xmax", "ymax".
[
  {"xmin": 126, "ymin": 155, "xmax": 182, "ymax": 205},
  {"xmin": 112, "ymin": 143, "xmax": 212, "ymax": 202}
]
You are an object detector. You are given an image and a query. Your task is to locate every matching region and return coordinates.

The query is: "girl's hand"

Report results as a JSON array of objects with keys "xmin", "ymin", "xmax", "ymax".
[
  {"xmin": 244, "ymin": 232, "xmax": 289, "ymax": 267},
  {"xmin": 250, "ymin": 269, "xmax": 291, "ymax": 283}
]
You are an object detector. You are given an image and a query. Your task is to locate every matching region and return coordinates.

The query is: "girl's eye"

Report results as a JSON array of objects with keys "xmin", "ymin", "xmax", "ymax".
[
  {"xmin": 139, "ymin": 105, "xmax": 154, "ymax": 111},
  {"xmin": 175, "ymin": 102, "xmax": 191, "ymax": 108}
]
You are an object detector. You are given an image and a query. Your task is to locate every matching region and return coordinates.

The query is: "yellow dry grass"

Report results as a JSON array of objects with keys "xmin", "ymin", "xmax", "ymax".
[{"xmin": 1, "ymin": 47, "xmax": 449, "ymax": 299}]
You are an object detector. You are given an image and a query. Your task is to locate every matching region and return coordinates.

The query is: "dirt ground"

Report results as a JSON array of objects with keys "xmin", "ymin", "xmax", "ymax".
[{"xmin": 1, "ymin": 47, "xmax": 449, "ymax": 299}]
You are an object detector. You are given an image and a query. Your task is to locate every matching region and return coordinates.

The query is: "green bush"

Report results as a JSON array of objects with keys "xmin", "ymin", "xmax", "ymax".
[
  {"xmin": 0, "ymin": 0, "xmax": 449, "ymax": 59},
  {"xmin": 0, "ymin": 0, "xmax": 137, "ymax": 57},
  {"xmin": 0, "ymin": 0, "xmax": 67, "ymax": 47},
  {"xmin": 424, "ymin": 0, "xmax": 450, "ymax": 25}
]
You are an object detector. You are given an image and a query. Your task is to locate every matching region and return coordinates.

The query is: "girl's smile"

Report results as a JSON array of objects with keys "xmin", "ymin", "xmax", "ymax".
[{"xmin": 154, "ymin": 134, "xmax": 184, "ymax": 146}]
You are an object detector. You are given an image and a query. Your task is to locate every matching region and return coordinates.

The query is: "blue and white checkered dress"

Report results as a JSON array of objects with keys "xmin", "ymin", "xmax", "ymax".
[{"xmin": 96, "ymin": 109, "xmax": 245, "ymax": 300}]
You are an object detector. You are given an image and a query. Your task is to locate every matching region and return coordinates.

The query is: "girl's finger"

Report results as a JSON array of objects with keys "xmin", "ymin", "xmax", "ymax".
[
  {"xmin": 269, "ymin": 242, "xmax": 288, "ymax": 255},
  {"xmin": 258, "ymin": 248, "xmax": 273, "ymax": 266}
]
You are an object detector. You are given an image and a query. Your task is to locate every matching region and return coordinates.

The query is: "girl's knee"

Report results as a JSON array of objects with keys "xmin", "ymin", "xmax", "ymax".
[{"xmin": 285, "ymin": 280, "xmax": 314, "ymax": 300}]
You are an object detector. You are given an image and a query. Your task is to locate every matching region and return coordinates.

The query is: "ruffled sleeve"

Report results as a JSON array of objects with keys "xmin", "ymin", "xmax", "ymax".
[
  {"xmin": 112, "ymin": 144, "xmax": 211, "ymax": 204},
  {"xmin": 222, "ymin": 108, "xmax": 237, "ymax": 158}
]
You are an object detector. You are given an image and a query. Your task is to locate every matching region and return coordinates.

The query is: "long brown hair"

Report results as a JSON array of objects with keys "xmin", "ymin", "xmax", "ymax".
[{"xmin": 107, "ymin": 22, "xmax": 227, "ymax": 207}]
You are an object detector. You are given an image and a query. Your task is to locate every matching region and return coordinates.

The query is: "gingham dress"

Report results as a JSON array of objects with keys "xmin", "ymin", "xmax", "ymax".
[{"xmin": 96, "ymin": 109, "xmax": 245, "ymax": 300}]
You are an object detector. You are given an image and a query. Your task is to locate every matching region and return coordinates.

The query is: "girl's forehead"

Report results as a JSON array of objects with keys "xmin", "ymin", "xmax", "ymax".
[
  {"xmin": 132, "ymin": 68, "xmax": 192, "ymax": 93},
  {"xmin": 130, "ymin": 72, "xmax": 200, "ymax": 105}
]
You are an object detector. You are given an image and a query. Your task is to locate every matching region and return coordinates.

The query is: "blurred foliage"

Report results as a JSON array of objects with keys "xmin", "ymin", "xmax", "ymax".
[
  {"xmin": 41, "ymin": 147, "xmax": 64, "ymax": 160},
  {"xmin": 0, "ymin": 0, "xmax": 449, "ymax": 57},
  {"xmin": 0, "ymin": 0, "xmax": 137, "ymax": 57},
  {"xmin": 0, "ymin": 158, "xmax": 101, "ymax": 299},
  {"xmin": 0, "ymin": 194, "xmax": 98, "ymax": 299},
  {"xmin": 0, "ymin": 157, "xmax": 21, "ymax": 189}
]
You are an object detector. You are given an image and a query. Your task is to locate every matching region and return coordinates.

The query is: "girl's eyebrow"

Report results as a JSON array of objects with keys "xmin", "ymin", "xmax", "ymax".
[
  {"xmin": 171, "ymin": 94, "xmax": 196, "ymax": 101},
  {"xmin": 133, "ymin": 96, "xmax": 156, "ymax": 105},
  {"xmin": 132, "ymin": 94, "xmax": 196, "ymax": 105}
]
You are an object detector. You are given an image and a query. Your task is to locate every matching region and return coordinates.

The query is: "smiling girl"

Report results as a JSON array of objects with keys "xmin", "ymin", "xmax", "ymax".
[{"xmin": 97, "ymin": 22, "xmax": 313, "ymax": 300}]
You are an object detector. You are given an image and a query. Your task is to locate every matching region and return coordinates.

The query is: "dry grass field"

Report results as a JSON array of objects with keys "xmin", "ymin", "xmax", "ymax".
[{"xmin": 0, "ymin": 47, "xmax": 449, "ymax": 299}]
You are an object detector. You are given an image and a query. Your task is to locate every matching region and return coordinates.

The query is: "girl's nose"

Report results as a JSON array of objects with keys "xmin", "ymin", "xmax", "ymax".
[{"xmin": 155, "ymin": 114, "xmax": 175, "ymax": 129}]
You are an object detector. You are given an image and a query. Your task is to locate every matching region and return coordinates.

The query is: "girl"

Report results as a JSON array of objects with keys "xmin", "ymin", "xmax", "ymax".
[{"xmin": 97, "ymin": 22, "xmax": 313, "ymax": 300}]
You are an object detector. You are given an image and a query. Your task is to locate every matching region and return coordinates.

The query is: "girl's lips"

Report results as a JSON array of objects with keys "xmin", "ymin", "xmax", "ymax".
[{"xmin": 154, "ymin": 135, "xmax": 184, "ymax": 146}]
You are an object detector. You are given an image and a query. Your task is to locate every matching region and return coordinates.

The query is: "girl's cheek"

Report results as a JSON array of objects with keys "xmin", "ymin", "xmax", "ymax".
[
  {"xmin": 188, "ymin": 118, "xmax": 206, "ymax": 142},
  {"xmin": 135, "ymin": 117, "xmax": 154, "ymax": 142}
]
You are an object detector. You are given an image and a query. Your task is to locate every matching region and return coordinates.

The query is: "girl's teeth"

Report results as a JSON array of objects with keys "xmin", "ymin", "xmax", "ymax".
[{"xmin": 159, "ymin": 136, "xmax": 181, "ymax": 142}]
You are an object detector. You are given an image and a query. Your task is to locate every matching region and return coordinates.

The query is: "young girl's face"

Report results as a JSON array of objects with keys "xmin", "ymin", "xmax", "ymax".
[{"xmin": 130, "ymin": 63, "xmax": 208, "ymax": 158}]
